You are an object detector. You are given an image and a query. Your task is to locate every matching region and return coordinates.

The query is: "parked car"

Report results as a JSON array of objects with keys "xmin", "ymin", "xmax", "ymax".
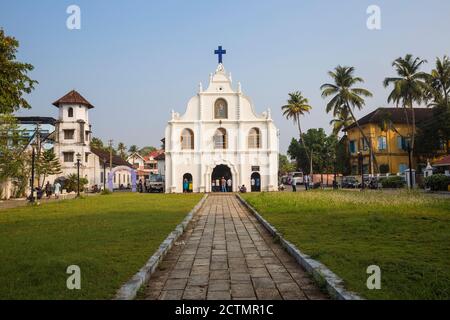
[
  {"xmin": 342, "ymin": 176, "xmax": 359, "ymax": 188},
  {"xmin": 146, "ymin": 174, "xmax": 165, "ymax": 193},
  {"xmin": 290, "ymin": 172, "xmax": 304, "ymax": 185}
]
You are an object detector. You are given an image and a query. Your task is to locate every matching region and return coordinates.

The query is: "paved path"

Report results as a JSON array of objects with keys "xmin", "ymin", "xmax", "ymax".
[{"xmin": 144, "ymin": 194, "xmax": 328, "ymax": 300}]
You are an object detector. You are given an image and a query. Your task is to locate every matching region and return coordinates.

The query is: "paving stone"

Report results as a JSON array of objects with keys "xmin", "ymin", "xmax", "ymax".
[
  {"xmin": 252, "ymin": 277, "xmax": 276, "ymax": 289},
  {"xmin": 230, "ymin": 273, "xmax": 251, "ymax": 283},
  {"xmin": 164, "ymin": 278, "xmax": 188, "ymax": 290},
  {"xmin": 207, "ymin": 290, "xmax": 231, "ymax": 300},
  {"xmin": 209, "ymin": 279, "xmax": 230, "ymax": 291},
  {"xmin": 182, "ymin": 286, "xmax": 207, "ymax": 300},
  {"xmin": 210, "ymin": 270, "xmax": 230, "ymax": 280},
  {"xmin": 255, "ymin": 288, "xmax": 282, "ymax": 300},
  {"xmin": 159, "ymin": 290, "xmax": 184, "ymax": 300},
  {"xmin": 168, "ymin": 269, "xmax": 190, "ymax": 279},
  {"xmin": 231, "ymin": 283, "xmax": 256, "ymax": 299}
]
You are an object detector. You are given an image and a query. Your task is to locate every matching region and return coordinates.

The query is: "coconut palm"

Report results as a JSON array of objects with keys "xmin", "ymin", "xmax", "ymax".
[
  {"xmin": 383, "ymin": 54, "xmax": 429, "ymax": 152},
  {"xmin": 281, "ymin": 91, "xmax": 312, "ymax": 163},
  {"xmin": 320, "ymin": 66, "xmax": 375, "ymax": 172},
  {"xmin": 427, "ymin": 55, "xmax": 450, "ymax": 106},
  {"xmin": 329, "ymin": 110, "xmax": 353, "ymax": 136},
  {"xmin": 117, "ymin": 142, "xmax": 127, "ymax": 159}
]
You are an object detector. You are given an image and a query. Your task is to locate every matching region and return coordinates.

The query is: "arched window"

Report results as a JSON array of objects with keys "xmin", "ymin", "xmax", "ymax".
[
  {"xmin": 181, "ymin": 129, "xmax": 194, "ymax": 150},
  {"xmin": 248, "ymin": 128, "xmax": 261, "ymax": 148},
  {"xmin": 214, "ymin": 128, "xmax": 227, "ymax": 149},
  {"xmin": 68, "ymin": 107, "xmax": 74, "ymax": 118},
  {"xmin": 214, "ymin": 98, "xmax": 228, "ymax": 119}
]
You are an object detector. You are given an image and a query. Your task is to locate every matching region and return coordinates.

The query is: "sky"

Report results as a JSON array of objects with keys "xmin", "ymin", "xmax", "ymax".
[{"xmin": 1, "ymin": 0, "xmax": 450, "ymax": 153}]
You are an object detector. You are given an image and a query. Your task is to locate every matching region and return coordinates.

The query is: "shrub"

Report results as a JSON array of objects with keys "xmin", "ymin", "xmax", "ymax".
[
  {"xmin": 379, "ymin": 164, "xmax": 390, "ymax": 174},
  {"xmin": 380, "ymin": 176, "xmax": 406, "ymax": 189},
  {"xmin": 64, "ymin": 174, "xmax": 88, "ymax": 193},
  {"xmin": 101, "ymin": 189, "xmax": 112, "ymax": 195},
  {"xmin": 425, "ymin": 174, "xmax": 450, "ymax": 191}
]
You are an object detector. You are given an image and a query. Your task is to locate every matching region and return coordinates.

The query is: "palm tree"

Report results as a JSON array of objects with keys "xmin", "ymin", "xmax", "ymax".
[
  {"xmin": 383, "ymin": 54, "xmax": 429, "ymax": 152},
  {"xmin": 427, "ymin": 55, "xmax": 450, "ymax": 107},
  {"xmin": 329, "ymin": 110, "xmax": 353, "ymax": 136},
  {"xmin": 117, "ymin": 142, "xmax": 127, "ymax": 159},
  {"xmin": 281, "ymin": 91, "xmax": 313, "ymax": 169},
  {"xmin": 320, "ymin": 66, "xmax": 375, "ymax": 173}
]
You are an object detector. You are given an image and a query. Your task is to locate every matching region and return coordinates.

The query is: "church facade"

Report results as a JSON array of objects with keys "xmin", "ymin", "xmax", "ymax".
[{"xmin": 164, "ymin": 61, "xmax": 279, "ymax": 193}]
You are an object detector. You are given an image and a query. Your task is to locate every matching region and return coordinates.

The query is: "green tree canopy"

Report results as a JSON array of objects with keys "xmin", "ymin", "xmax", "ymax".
[{"xmin": 0, "ymin": 29, "xmax": 38, "ymax": 113}]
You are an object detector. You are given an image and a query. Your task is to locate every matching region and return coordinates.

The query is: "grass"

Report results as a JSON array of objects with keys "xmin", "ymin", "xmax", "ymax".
[
  {"xmin": 0, "ymin": 193, "xmax": 203, "ymax": 300},
  {"xmin": 241, "ymin": 190, "xmax": 450, "ymax": 300}
]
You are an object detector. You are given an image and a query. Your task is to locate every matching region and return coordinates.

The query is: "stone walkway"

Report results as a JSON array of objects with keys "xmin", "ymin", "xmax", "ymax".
[{"xmin": 144, "ymin": 194, "xmax": 328, "ymax": 300}]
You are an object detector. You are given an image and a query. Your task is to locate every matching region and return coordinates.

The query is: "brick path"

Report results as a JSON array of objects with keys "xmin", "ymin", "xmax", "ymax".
[{"xmin": 144, "ymin": 194, "xmax": 328, "ymax": 300}]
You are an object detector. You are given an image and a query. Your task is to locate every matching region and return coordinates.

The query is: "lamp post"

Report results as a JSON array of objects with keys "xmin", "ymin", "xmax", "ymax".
[
  {"xmin": 29, "ymin": 142, "xmax": 37, "ymax": 203},
  {"xmin": 76, "ymin": 153, "xmax": 81, "ymax": 197},
  {"xmin": 407, "ymin": 140, "xmax": 413, "ymax": 189},
  {"xmin": 102, "ymin": 158, "xmax": 107, "ymax": 191},
  {"xmin": 358, "ymin": 151, "xmax": 365, "ymax": 190}
]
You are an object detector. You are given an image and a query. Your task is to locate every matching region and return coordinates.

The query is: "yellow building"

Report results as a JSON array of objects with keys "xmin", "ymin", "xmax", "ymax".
[{"xmin": 343, "ymin": 107, "xmax": 434, "ymax": 175}]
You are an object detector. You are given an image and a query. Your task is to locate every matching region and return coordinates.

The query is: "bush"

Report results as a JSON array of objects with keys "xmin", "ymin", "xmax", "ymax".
[
  {"xmin": 425, "ymin": 174, "xmax": 450, "ymax": 191},
  {"xmin": 64, "ymin": 174, "xmax": 88, "ymax": 193},
  {"xmin": 379, "ymin": 164, "xmax": 390, "ymax": 174},
  {"xmin": 380, "ymin": 176, "xmax": 406, "ymax": 189},
  {"xmin": 101, "ymin": 189, "xmax": 112, "ymax": 195}
]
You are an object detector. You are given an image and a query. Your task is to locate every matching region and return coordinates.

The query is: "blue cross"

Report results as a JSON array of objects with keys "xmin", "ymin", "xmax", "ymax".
[{"xmin": 214, "ymin": 46, "xmax": 226, "ymax": 64}]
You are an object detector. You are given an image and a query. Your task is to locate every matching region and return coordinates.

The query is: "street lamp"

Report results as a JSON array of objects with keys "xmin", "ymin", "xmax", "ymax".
[
  {"xmin": 406, "ymin": 140, "xmax": 413, "ymax": 189},
  {"xmin": 29, "ymin": 141, "xmax": 37, "ymax": 203},
  {"xmin": 358, "ymin": 151, "xmax": 365, "ymax": 190},
  {"xmin": 76, "ymin": 152, "xmax": 82, "ymax": 197},
  {"xmin": 102, "ymin": 157, "xmax": 107, "ymax": 191}
]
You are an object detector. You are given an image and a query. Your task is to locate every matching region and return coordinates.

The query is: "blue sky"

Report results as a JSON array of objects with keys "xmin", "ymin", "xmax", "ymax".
[{"xmin": 1, "ymin": 0, "xmax": 450, "ymax": 153}]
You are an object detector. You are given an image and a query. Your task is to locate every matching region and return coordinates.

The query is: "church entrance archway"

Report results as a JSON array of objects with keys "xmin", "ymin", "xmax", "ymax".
[
  {"xmin": 107, "ymin": 166, "xmax": 137, "ymax": 192},
  {"xmin": 251, "ymin": 172, "xmax": 261, "ymax": 192},
  {"xmin": 211, "ymin": 165, "xmax": 232, "ymax": 192},
  {"xmin": 182, "ymin": 173, "xmax": 193, "ymax": 193}
]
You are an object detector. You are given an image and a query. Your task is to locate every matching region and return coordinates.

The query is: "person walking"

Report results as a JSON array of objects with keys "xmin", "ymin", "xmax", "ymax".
[
  {"xmin": 226, "ymin": 178, "xmax": 232, "ymax": 192},
  {"xmin": 53, "ymin": 181, "xmax": 61, "ymax": 199},
  {"xmin": 183, "ymin": 178, "xmax": 189, "ymax": 193},
  {"xmin": 221, "ymin": 177, "xmax": 227, "ymax": 192},
  {"xmin": 45, "ymin": 181, "xmax": 52, "ymax": 199},
  {"xmin": 251, "ymin": 177, "xmax": 255, "ymax": 192},
  {"xmin": 304, "ymin": 175, "xmax": 309, "ymax": 191}
]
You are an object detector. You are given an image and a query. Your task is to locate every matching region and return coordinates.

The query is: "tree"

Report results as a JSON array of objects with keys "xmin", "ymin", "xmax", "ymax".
[
  {"xmin": 288, "ymin": 129, "xmax": 338, "ymax": 175},
  {"xmin": 321, "ymin": 66, "xmax": 376, "ymax": 172},
  {"xmin": 329, "ymin": 110, "xmax": 353, "ymax": 135},
  {"xmin": 128, "ymin": 145, "xmax": 139, "ymax": 154},
  {"xmin": 139, "ymin": 146, "xmax": 156, "ymax": 156},
  {"xmin": 427, "ymin": 55, "xmax": 450, "ymax": 106},
  {"xmin": 0, "ymin": 114, "xmax": 30, "ymax": 197},
  {"xmin": 278, "ymin": 154, "xmax": 296, "ymax": 175},
  {"xmin": 36, "ymin": 149, "xmax": 62, "ymax": 187},
  {"xmin": 90, "ymin": 137, "xmax": 117, "ymax": 155},
  {"xmin": 281, "ymin": 91, "xmax": 313, "ymax": 170},
  {"xmin": 383, "ymin": 54, "xmax": 429, "ymax": 155},
  {"xmin": 0, "ymin": 29, "xmax": 38, "ymax": 113},
  {"xmin": 64, "ymin": 173, "xmax": 88, "ymax": 193},
  {"xmin": 117, "ymin": 142, "xmax": 127, "ymax": 159}
]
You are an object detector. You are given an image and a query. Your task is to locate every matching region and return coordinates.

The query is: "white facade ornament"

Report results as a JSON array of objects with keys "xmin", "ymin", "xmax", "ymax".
[
  {"xmin": 229, "ymin": 72, "xmax": 232, "ymax": 83},
  {"xmin": 199, "ymin": 82, "xmax": 203, "ymax": 93},
  {"xmin": 216, "ymin": 63, "xmax": 224, "ymax": 72},
  {"xmin": 237, "ymin": 82, "xmax": 242, "ymax": 93},
  {"xmin": 267, "ymin": 108, "xmax": 272, "ymax": 120}
]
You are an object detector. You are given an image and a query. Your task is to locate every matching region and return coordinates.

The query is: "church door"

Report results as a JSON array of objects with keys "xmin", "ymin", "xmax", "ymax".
[
  {"xmin": 211, "ymin": 165, "xmax": 232, "ymax": 192},
  {"xmin": 251, "ymin": 172, "xmax": 261, "ymax": 192}
]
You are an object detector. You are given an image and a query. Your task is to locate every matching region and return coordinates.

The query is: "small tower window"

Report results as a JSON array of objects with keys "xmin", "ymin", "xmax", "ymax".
[{"xmin": 68, "ymin": 107, "xmax": 74, "ymax": 118}]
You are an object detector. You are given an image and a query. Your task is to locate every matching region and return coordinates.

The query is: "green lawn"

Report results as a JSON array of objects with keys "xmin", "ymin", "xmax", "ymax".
[
  {"xmin": 242, "ymin": 190, "xmax": 450, "ymax": 300},
  {"xmin": 0, "ymin": 193, "xmax": 203, "ymax": 299}
]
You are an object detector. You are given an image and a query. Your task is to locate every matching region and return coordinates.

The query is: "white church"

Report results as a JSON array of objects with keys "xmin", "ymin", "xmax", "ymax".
[{"xmin": 164, "ymin": 47, "xmax": 279, "ymax": 193}]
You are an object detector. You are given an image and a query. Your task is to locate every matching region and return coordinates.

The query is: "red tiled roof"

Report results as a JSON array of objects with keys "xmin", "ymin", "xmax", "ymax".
[
  {"xmin": 344, "ymin": 107, "xmax": 433, "ymax": 131},
  {"xmin": 143, "ymin": 150, "xmax": 164, "ymax": 161},
  {"xmin": 154, "ymin": 152, "xmax": 165, "ymax": 160},
  {"xmin": 90, "ymin": 147, "xmax": 131, "ymax": 167},
  {"xmin": 434, "ymin": 155, "xmax": 450, "ymax": 166},
  {"xmin": 53, "ymin": 90, "xmax": 94, "ymax": 109}
]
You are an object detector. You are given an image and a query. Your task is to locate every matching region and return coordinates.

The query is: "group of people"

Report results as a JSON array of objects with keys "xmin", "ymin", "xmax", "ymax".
[
  {"xmin": 183, "ymin": 178, "xmax": 193, "ymax": 193},
  {"xmin": 211, "ymin": 177, "xmax": 232, "ymax": 192},
  {"xmin": 31, "ymin": 181, "xmax": 62, "ymax": 200}
]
